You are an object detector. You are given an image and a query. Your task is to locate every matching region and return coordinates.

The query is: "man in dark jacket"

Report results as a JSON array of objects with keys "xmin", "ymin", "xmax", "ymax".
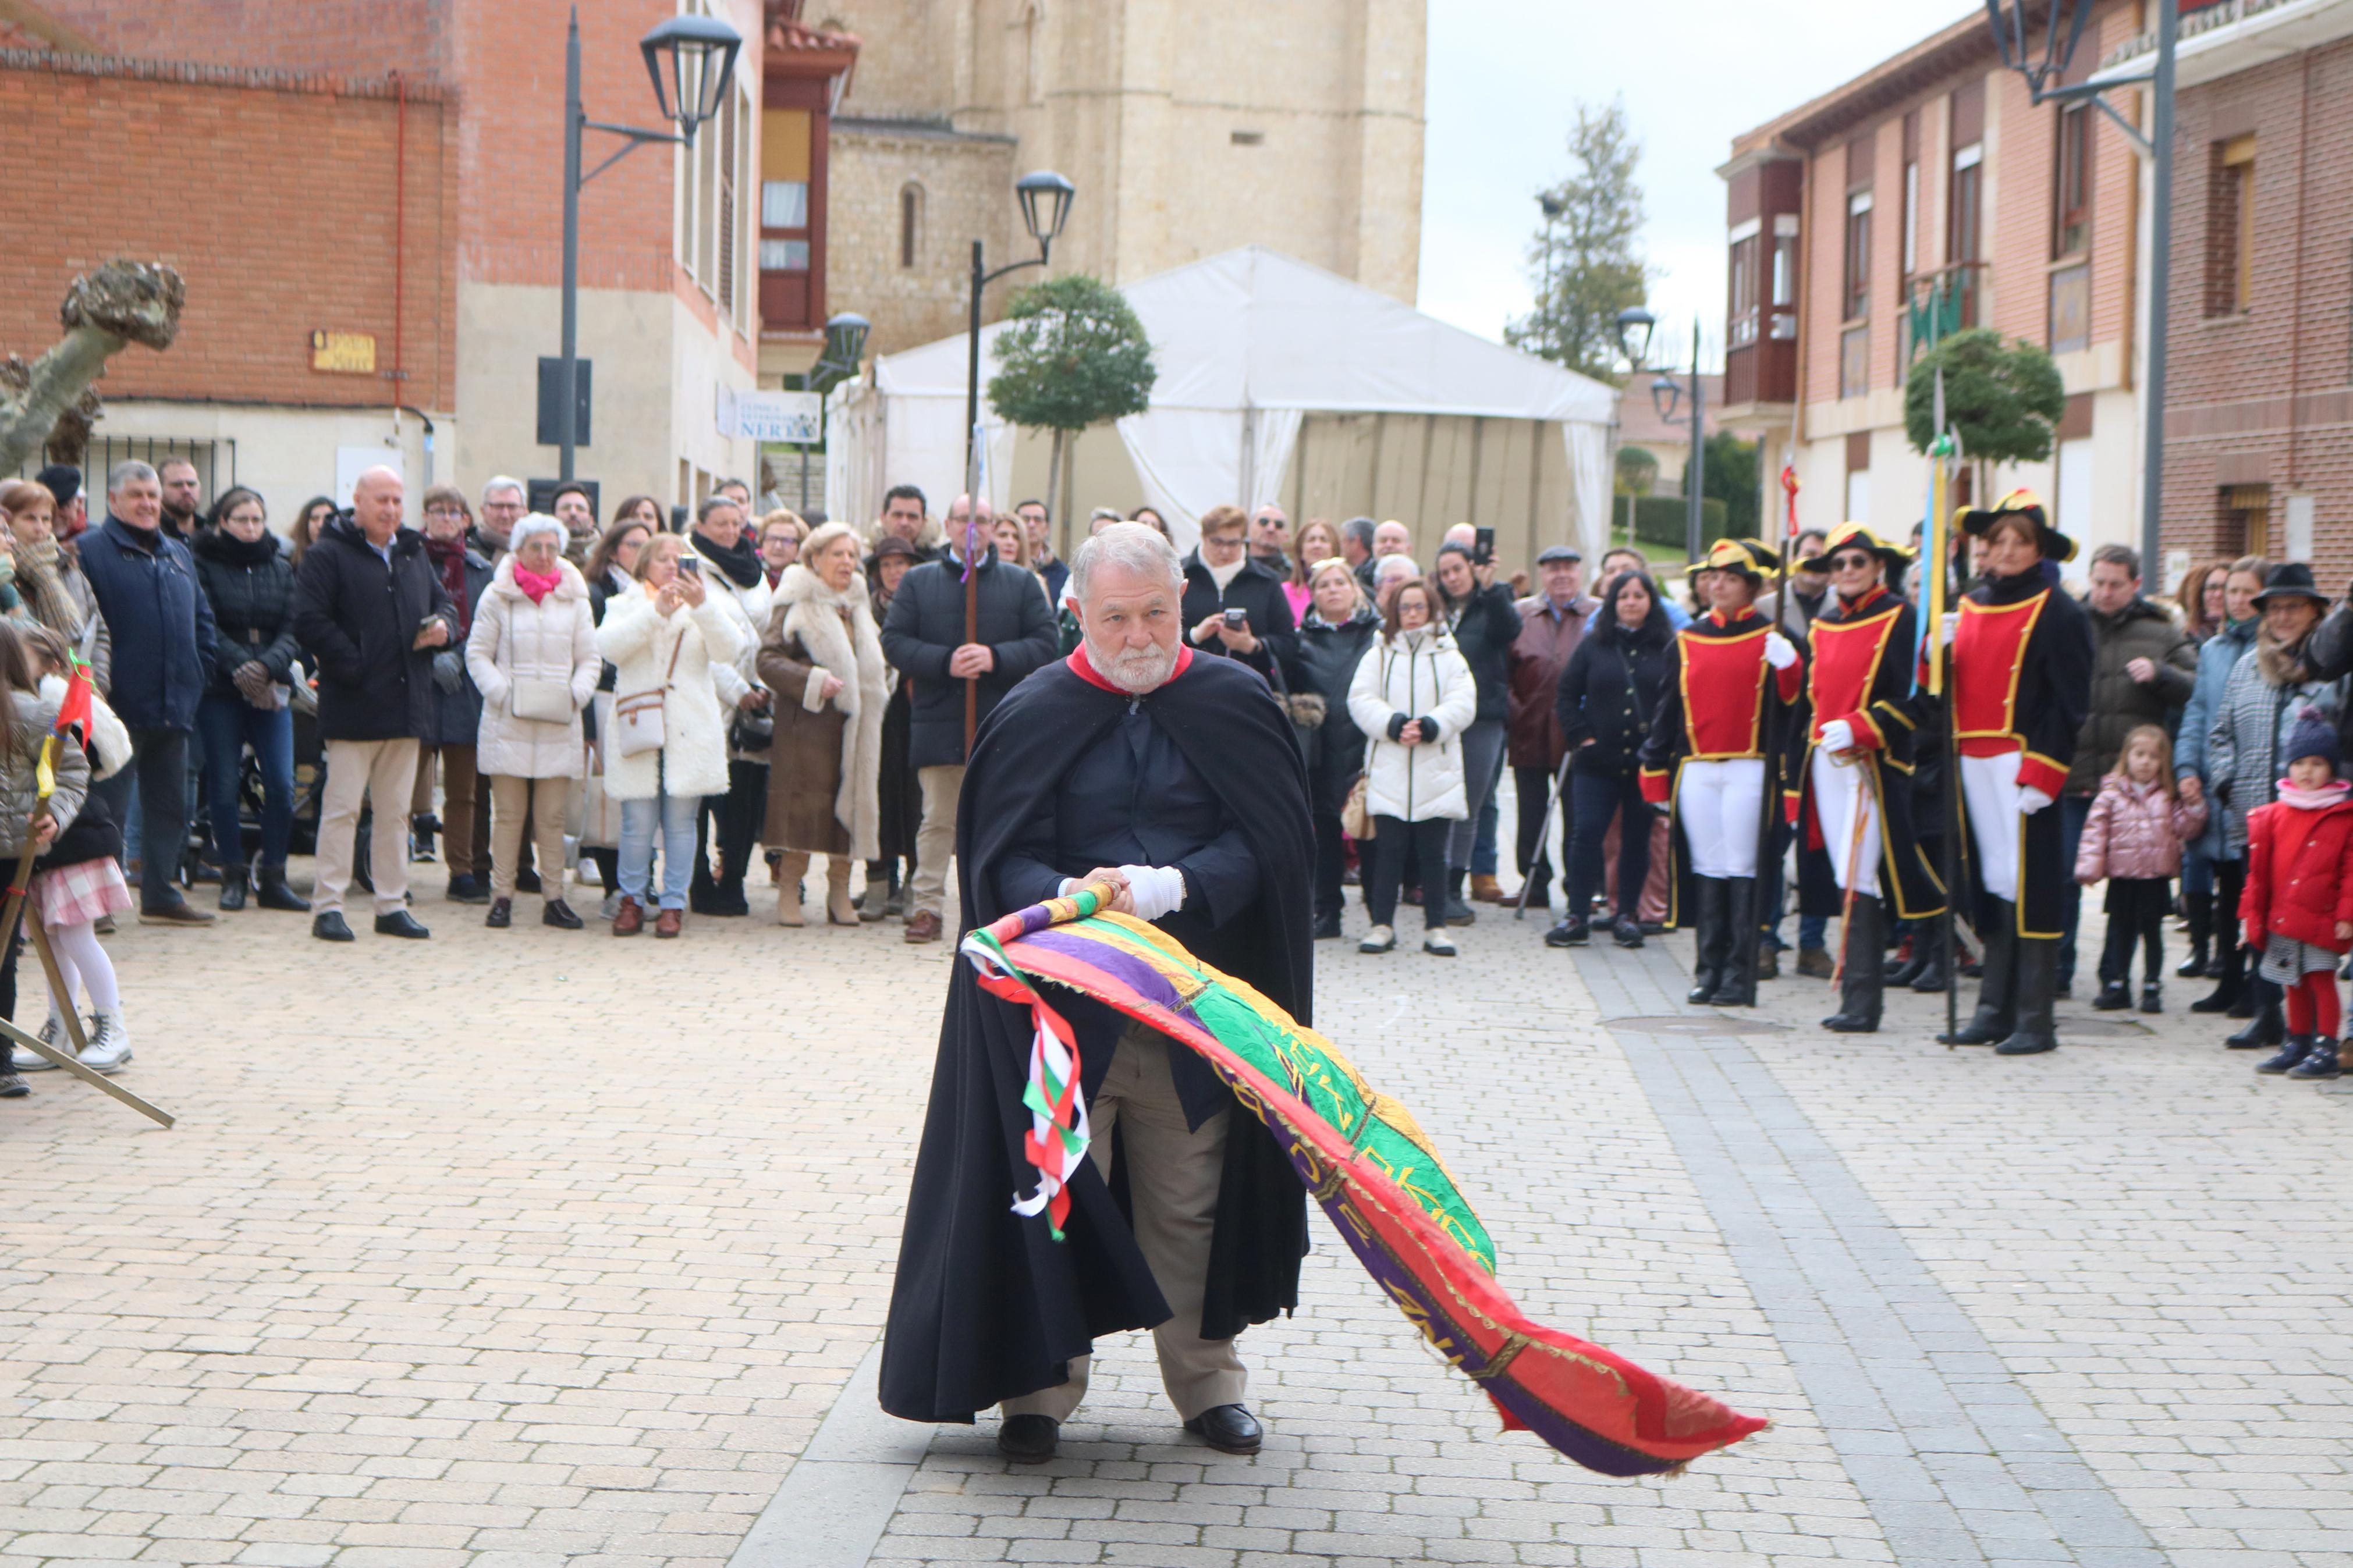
[
  {"xmin": 881, "ymin": 493, "xmax": 1060, "ymax": 943},
  {"xmin": 290, "ymin": 467, "xmax": 455, "ymax": 943},
  {"xmin": 1179, "ymin": 504, "xmax": 1296, "ymax": 681},
  {"xmin": 2057, "ymin": 543, "xmax": 2198, "ymax": 988},
  {"xmin": 1506, "ymin": 546, "xmax": 1593, "ymax": 909},
  {"xmin": 77, "ymin": 459, "xmax": 221, "ymax": 923}
]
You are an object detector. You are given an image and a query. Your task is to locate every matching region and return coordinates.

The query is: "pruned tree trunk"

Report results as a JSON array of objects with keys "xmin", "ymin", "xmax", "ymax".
[
  {"xmin": 1044, "ymin": 426, "xmax": 1067, "ymax": 560},
  {"xmin": 0, "ymin": 260, "xmax": 184, "ymax": 475}
]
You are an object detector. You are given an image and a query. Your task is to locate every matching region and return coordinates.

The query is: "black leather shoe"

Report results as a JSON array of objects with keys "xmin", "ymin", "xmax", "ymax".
[
  {"xmin": 2092, "ymin": 980, "xmax": 2131, "ymax": 1011},
  {"xmin": 218, "ymin": 873, "xmax": 247, "ymax": 911},
  {"xmin": 312, "ymin": 911, "xmax": 354, "ymax": 943},
  {"xmin": 996, "ymin": 1413, "xmax": 1058, "ymax": 1463},
  {"xmin": 485, "ymin": 898, "xmax": 513, "ymax": 929},
  {"xmin": 1183, "ymin": 1403, "xmax": 1264, "ymax": 1455},
  {"xmin": 445, "ymin": 873, "xmax": 490, "ymax": 905},
  {"xmin": 375, "ymin": 909, "xmax": 432, "ymax": 939},
  {"xmin": 542, "ymin": 898, "xmax": 584, "ymax": 930},
  {"xmin": 2226, "ymin": 1011, "xmax": 2280, "ymax": 1049},
  {"xmin": 1312, "ymin": 911, "xmax": 1342, "ymax": 940},
  {"xmin": 1611, "ymin": 917, "xmax": 1644, "ymax": 949}
]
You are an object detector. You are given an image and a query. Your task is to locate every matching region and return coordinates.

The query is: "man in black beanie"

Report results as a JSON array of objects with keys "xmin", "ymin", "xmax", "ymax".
[{"xmin": 36, "ymin": 464, "xmax": 85, "ymax": 542}]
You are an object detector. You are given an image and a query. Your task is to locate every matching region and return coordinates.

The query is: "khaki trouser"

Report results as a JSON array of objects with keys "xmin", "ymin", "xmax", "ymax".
[
  {"xmin": 316, "ymin": 738, "xmax": 421, "ymax": 916},
  {"xmin": 1001, "ymin": 1023, "xmax": 1246, "ymax": 1423},
  {"xmin": 489, "ymin": 776, "xmax": 572, "ymax": 899},
  {"xmin": 412, "ymin": 742, "xmax": 485, "ymax": 876},
  {"xmin": 910, "ymin": 763, "xmax": 964, "ymax": 916}
]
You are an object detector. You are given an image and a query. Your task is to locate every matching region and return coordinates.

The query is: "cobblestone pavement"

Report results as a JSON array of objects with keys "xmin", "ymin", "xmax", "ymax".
[{"xmin": 0, "ymin": 830, "xmax": 2344, "ymax": 1568}]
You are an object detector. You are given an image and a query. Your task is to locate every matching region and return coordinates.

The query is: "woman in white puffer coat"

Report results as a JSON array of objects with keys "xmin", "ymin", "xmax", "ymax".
[
  {"xmin": 466, "ymin": 514, "xmax": 601, "ymax": 930},
  {"xmin": 1346, "ymin": 575, "xmax": 1478, "ymax": 957},
  {"xmin": 593, "ymin": 532, "xmax": 744, "ymax": 936}
]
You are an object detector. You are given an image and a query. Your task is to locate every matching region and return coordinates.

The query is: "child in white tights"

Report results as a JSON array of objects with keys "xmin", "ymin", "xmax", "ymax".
[{"xmin": 17, "ymin": 628, "xmax": 133, "ymax": 1073}]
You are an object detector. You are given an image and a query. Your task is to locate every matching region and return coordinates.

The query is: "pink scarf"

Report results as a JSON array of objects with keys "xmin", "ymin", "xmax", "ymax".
[
  {"xmin": 514, "ymin": 564, "xmax": 561, "ymax": 605},
  {"xmin": 2274, "ymin": 780, "xmax": 2351, "ymax": 810}
]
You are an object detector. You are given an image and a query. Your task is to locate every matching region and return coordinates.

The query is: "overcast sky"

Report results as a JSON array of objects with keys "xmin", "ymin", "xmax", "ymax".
[{"xmin": 1418, "ymin": 0, "xmax": 1976, "ymax": 369}]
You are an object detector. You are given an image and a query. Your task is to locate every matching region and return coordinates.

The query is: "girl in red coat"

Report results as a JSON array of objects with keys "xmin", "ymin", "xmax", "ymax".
[{"xmin": 2241, "ymin": 714, "xmax": 2353, "ymax": 1079}]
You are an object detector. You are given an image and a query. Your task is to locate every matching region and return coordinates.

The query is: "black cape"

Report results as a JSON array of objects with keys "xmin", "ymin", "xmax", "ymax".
[{"xmin": 879, "ymin": 652, "xmax": 1315, "ymax": 1424}]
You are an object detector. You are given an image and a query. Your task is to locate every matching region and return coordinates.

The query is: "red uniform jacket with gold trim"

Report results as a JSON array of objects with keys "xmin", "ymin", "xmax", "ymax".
[
  {"xmin": 1638, "ymin": 607, "xmax": 1804, "ymax": 805},
  {"xmin": 1950, "ymin": 571, "xmax": 2094, "ymax": 801}
]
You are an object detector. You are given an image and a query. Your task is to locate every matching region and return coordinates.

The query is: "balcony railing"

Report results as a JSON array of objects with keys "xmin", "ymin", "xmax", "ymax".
[{"xmin": 1903, "ymin": 262, "xmax": 1986, "ymax": 360}]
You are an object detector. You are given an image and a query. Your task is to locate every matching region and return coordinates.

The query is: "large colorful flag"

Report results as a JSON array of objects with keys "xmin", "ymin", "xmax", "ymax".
[{"xmin": 962, "ymin": 887, "xmax": 1769, "ymax": 1478}]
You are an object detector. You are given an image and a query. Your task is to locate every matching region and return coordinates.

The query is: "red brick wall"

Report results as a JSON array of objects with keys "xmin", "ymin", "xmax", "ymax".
[
  {"xmin": 0, "ymin": 53, "xmax": 457, "ymax": 408},
  {"xmin": 35, "ymin": 1, "xmax": 443, "ymax": 76},
  {"xmin": 2161, "ymin": 38, "xmax": 2353, "ymax": 587}
]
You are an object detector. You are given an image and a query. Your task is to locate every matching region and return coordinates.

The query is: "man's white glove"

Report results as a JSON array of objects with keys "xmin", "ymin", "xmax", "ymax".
[
  {"xmin": 1939, "ymin": 611, "xmax": 1958, "ymax": 648},
  {"xmin": 2018, "ymin": 786, "xmax": 2055, "ymax": 816},
  {"xmin": 1818, "ymin": 719, "xmax": 1855, "ymax": 755},
  {"xmin": 1763, "ymin": 632, "xmax": 1799, "ymax": 670},
  {"xmin": 1119, "ymin": 863, "xmax": 1187, "ymax": 922}
]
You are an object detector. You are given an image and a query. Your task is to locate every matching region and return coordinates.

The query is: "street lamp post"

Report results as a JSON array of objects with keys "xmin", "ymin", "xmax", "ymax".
[
  {"xmin": 1617, "ymin": 307, "xmax": 1708, "ymax": 564},
  {"xmin": 556, "ymin": 8, "xmax": 742, "ymax": 483},
  {"xmin": 958, "ymin": 170, "xmax": 1076, "ymax": 751},
  {"xmin": 1984, "ymin": 0, "xmax": 2174, "ymax": 579}
]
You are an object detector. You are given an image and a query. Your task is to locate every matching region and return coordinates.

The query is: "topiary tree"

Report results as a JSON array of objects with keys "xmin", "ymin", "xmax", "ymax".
[
  {"xmin": 0, "ymin": 259, "xmax": 186, "ymax": 471},
  {"xmin": 1903, "ymin": 327, "xmax": 2065, "ymax": 503},
  {"xmin": 986, "ymin": 274, "xmax": 1156, "ymax": 553}
]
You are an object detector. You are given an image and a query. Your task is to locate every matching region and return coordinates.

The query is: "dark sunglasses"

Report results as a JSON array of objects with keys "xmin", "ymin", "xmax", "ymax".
[{"xmin": 1829, "ymin": 552, "xmax": 1875, "ymax": 571}]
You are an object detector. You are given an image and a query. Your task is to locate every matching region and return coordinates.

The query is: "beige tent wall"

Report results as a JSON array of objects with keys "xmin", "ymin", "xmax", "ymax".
[{"xmin": 998, "ymin": 411, "xmax": 1575, "ymax": 578}]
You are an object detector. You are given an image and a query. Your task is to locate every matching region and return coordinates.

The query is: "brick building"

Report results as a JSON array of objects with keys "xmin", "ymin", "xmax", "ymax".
[
  {"xmin": 0, "ymin": 0, "xmax": 779, "ymax": 530},
  {"xmin": 2092, "ymin": 0, "xmax": 2353, "ymax": 583},
  {"xmin": 1715, "ymin": 1, "xmax": 2149, "ymax": 581}
]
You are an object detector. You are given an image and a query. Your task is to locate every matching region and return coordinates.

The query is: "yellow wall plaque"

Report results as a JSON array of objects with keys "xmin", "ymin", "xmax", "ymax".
[{"xmin": 311, "ymin": 330, "xmax": 377, "ymax": 375}]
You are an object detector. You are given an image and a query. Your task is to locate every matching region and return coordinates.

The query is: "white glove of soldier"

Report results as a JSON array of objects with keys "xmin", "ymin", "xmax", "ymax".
[
  {"xmin": 1763, "ymin": 632, "xmax": 1799, "ymax": 670},
  {"xmin": 1119, "ymin": 863, "xmax": 1187, "ymax": 922},
  {"xmin": 2018, "ymin": 786, "xmax": 2055, "ymax": 816},
  {"xmin": 1819, "ymin": 719, "xmax": 1856, "ymax": 756},
  {"xmin": 1939, "ymin": 611, "xmax": 1958, "ymax": 648}
]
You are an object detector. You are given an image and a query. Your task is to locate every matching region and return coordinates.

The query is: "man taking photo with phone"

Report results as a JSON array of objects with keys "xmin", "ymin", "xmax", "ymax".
[{"xmin": 1180, "ymin": 504, "xmax": 1295, "ymax": 680}]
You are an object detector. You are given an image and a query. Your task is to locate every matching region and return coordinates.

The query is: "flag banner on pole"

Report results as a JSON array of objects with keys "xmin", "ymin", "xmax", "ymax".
[{"xmin": 960, "ymin": 886, "xmax": 1770, "ymax": 1478}]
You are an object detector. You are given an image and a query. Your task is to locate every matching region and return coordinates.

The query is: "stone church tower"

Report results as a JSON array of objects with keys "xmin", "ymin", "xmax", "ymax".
[{"xmin": 817, "ymin": 0, "xmax": 1426, "ymax": 354}]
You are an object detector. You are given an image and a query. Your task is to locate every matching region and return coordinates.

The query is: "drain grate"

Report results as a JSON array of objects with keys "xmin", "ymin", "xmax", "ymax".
[{"xmin": 1608, "ymin": 1014, "xmax": 1791, "ymax": 1036}]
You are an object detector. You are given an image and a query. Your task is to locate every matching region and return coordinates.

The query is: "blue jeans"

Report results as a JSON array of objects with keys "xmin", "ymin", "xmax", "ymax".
[
  {"xmin": 1566, "ymin": 769, "xmax": 1649, "ymax": 923},
  {"xmin": 620, "ymin": 792, "xmax": 698, "ymax": 911},
  {"xmin": 195, "ymin": 692, "xmax": 295, "ymax": 869},
  {"xmin": 101, "ymin": 727, "xmax": 193, "ymax": 911}
]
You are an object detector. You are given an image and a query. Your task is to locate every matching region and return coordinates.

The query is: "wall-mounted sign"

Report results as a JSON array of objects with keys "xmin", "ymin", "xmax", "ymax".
[
  {"xmin": 311, "ymin": 330, "xmax": 377, "ymax": 375},
  {"xmin": 721, "ymin": 385, "xmax": 824, "ymax": 445}
]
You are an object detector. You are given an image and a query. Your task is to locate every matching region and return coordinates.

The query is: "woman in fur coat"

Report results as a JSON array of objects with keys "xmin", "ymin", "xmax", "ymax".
[
  {"xmin": 757, "ymin": 524, "xmax": 889, "ymax": 927},
  {"xmin": 594, "ymin": 533, "xmax": 744, "ymax": 937}
]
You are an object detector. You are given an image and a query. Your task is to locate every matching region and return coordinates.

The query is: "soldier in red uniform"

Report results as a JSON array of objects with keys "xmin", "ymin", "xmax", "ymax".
[
  {"xmin": 1641, "ymin": 538, "xmax": 1805, "ymax": 1007},
  {"xmin": 1790, "ymin": 523, "xmax": 1946, "ymax": 1033},
  {"xmin": 1937, "ymin": 491, "xmax": 2096, "ymax": 1056}
]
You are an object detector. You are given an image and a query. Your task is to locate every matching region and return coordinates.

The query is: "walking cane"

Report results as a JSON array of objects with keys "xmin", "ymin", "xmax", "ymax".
[
  {"xmin": 0, "ymin": 738, "xmax": 173, "ymax": 1128},
  {"xmin": 1513, "ymin": 748, "xmax": 1579, "ymax": 920}
]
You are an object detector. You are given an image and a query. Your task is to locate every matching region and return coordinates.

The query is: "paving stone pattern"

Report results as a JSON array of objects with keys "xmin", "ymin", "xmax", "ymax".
[{"xmin": 0, "ymin": 829, "xmax": 2343, "ymax": 1567}]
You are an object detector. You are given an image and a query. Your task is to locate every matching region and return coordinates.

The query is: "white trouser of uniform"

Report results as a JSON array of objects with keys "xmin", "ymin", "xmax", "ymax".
[
  {"xmin": 1959, "ymin": 749, "xmax": 2024, "ymax": 904},
  {"xmin": 1678, "ymin": 757, "xmax": 1765, "ymax": 879},
  {"xmin": 1809, "ymin": 746, "xmax": 1882, "ymax": 894}
]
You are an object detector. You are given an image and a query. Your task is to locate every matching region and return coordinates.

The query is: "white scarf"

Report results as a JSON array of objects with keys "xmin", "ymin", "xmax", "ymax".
[
  {"xmin": 776, "ymin": 563, "xmax": 889, "ymax": 859},
  {"xmin": 1205, "ymin": 552, "xmax": 1248, "ymax": 593}
]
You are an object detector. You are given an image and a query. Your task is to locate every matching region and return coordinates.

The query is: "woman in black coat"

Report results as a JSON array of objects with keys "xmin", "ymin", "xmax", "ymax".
[
  {"xmin": 1433, "ymin": 542, "xmax": 1522, "ymax": 920},
  {"xmin": 1549, "ymin": 568, "xmax": 1674, "ymax": 948},
  {"xmin": 1287, "ymin": 557, "xmax": 1381, "ymax": 940},
  {"xmin": 191, "ymin": 488, "xmax": 308, "ymax": 911}
]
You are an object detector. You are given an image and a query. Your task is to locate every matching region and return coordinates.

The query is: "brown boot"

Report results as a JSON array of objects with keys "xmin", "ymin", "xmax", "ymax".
[
  {"xmin": 612, "ymin": 895, "xmax": 644, "ymax": 936},
  {"xmin": 825, "ymin": 858, "xmax": 858, "ymax": 926},
  {"xmin": 1470, "ymin": 874, "xmax": 1505, "ymax": 904},
  {"xmin": 904, "ymin": 909, "xmax": 943, "ymax": 944},
  {"xmin": 775, "ymin": 852, "xmax": 809, "ymax": 926}
]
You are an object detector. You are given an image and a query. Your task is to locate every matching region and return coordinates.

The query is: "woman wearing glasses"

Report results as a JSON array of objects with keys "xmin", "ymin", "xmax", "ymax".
[{"xmin": 1788, "ymin": 524, "xmax": 1945, "ymax": 1033}]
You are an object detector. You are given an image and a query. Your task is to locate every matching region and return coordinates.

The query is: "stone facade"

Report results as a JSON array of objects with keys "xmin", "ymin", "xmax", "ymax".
[{"xmin": 819, "ymin": 0, "xmax": 1427, "ymax": 355}]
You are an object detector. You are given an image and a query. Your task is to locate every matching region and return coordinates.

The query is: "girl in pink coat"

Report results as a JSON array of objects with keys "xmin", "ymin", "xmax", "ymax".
[{"xmin": 2074, "ymin": 725, "xmax": 2208, "ymax": 1013}]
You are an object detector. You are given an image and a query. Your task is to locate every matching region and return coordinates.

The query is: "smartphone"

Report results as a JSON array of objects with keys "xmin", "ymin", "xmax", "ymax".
[
  {"xmin": 1222, "ymin": 607, "xmax": 1248, "ymax": 628},
  {"xmin": 1474, "ymin": 526, "xmax": 1496, "ymax": 566},
  {"xmin": 678, "ymin": 556, "xmax": 702, "ymax": 575}
]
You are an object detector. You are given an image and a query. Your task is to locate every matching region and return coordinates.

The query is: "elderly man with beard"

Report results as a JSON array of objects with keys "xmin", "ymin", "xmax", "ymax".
[{"xmin": 881, "ymin": 522, "xmax": 1313, "ymax": 1464}]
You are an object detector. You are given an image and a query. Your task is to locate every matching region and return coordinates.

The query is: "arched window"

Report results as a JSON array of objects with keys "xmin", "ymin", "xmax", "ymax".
[{"xmin": 899, "ymin": 183, "xmax": 923, "ymax": 269}]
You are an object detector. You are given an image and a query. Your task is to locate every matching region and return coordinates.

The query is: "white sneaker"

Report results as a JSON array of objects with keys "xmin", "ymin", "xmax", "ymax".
[
  {"xmin": 1423, "ymin": 931, "xmax": 1458, "ymax": 957},
  {"xmin": 1358, "ymin": 923, "xmax": 1396, "ymax": 954},
  {"xmin": 15, "ymin": 1011, "xmax": 65, "ymax": 1071},
  {"xmin": 79, "ymin": 1009, "xmax": 130, "ymax": 1074}
]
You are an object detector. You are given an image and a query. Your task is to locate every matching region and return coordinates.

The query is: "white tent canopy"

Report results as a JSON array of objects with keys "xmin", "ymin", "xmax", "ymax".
[{"xmin": 829, "ymin": 246, "xmax": 1619, "ymax": 554}]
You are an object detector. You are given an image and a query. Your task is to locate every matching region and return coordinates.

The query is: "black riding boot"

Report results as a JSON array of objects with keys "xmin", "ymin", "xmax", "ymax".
[
  {"xmin": 2192, "ymin": 935, "xmax": 2247, "ymax": 1013},
  {"xmin": 1994, "ymin": 938, "xmax": 2061, "ymax": 1054},
  {"xmin": 256, "ymin": 862, "xmax": 311, "ymax": 913},
  {"xmin": 1706, "ymin": 876, "xmax": 1761, "ymax": 1007},
  {"xmin": 1822, "ymin": 894, "xmax": 1883, "ymax": 1032},
  {"xmin": 2177, "ymin": 890, "xmax": 2212, "ymax": 977},
  {"xmin": 1906, "ymin": 920, "xmax": 1952, "ymax": 993},
  {"xmin": 1943, "ymin": 902, "xmax": 2017, "ymax": 1044},
  {"xmin": 1685, "ymin": 877, "xmax": 1727, "ymax": 1004},
  {"xmin": 2225, "ymin": 976, "xmax": 2284, "ymax": 1048}
]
